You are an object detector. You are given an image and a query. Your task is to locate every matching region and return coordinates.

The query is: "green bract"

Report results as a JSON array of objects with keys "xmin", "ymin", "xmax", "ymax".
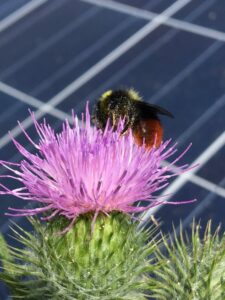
[{"xmin": 0, "ymin": 213, "xmax": 159, "ymax": 300}]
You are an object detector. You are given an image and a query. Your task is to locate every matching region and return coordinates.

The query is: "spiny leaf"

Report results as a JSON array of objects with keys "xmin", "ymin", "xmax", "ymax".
[{"xmin": 149, "ymin": 220, "xmax": 225, "ymax": 300}]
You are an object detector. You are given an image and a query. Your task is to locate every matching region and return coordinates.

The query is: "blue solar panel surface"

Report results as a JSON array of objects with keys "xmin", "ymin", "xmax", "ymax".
[{"xmin": 0, "ymin": 0, "xmax": 225, "ymax": 298}]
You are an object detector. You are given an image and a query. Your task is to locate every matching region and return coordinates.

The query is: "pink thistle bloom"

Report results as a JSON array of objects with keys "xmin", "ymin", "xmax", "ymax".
[{"xmin": 0, "ymin": 104, "xmax": 195, "ymax": 230}]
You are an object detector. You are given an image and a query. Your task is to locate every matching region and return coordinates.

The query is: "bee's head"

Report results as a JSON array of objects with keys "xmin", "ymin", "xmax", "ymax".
[{"xmin": 94, "ymin": 88, "xmax": 142, "ymax": 129}]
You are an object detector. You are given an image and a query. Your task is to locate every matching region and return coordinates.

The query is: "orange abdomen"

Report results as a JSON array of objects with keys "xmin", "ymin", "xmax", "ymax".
[{"xmin": 132, "ymin": 119, "xmax": 163, "ymax": 149}]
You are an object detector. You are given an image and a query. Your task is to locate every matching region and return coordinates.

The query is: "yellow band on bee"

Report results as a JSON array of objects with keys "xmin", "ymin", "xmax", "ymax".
[
  {"xmin": 100, "ymin": 90, "xmax": 112, "ymax": 101},
  {"xmin": 127, "ymin": 89, "xmax": 141, "ymax": 101}
]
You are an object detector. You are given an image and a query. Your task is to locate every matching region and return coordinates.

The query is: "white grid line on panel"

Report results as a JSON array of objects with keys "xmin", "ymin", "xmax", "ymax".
[
  {"xmin": 163, "ymin": 177, "xmax": 225, "ymax": 246},
  {"xmin": 0, "ymin": 81, "xmax": 72, "ymax": 122},
  {"xmin": 161, "ymin": 160, "xmax": 225, "ymax": 199},
  {"xmin": 0, "ymin": 0, "xmax": 48, "ymax": 33},
  {"xmin": 173, "ymin": 176, "xmax": 225, "ymax": 237},
  {"xmin": 140, "ymin": 131, "xmax": 225, "ymax": 226},
  {"xmin": 82, "ymin": 0, "xmax": 225, "ymax": 42}
]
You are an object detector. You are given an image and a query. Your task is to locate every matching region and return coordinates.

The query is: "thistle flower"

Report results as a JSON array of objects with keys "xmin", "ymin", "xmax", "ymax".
[{"xmin": 0, "ymin": 104, "xmax": 194, "ymax": 230}]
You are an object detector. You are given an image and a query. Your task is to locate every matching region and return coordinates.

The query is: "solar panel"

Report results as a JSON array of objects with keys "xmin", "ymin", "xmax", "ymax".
[{"xmin": 0, "ymin": 0, "xmax": 225, "ymax": 298}]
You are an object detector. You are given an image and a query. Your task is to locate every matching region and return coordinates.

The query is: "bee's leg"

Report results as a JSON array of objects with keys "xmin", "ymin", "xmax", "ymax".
[
  {"xmin": 120, "ymin": 121, "xmax": 131, "ymax": 135},
  {"xmin": 112, "ymin": 113, "xmax": 117, "ymax": 128},
  {"xmin": 121, "ymin": 113, "xmax": 136, "ymax": 135}
]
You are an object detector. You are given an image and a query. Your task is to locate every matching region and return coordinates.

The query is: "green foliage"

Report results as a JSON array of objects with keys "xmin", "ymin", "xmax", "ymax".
[
  {"xmin": 2, "ymin": 216, "xmax": 225, "ymax": 300},
  {"xmin": 0, "ymin": 213, "xmax": 159, "ymax": 299},
  {"xmin": 150, "ymin": 221, "xmax": 225, "ymax": 300}
]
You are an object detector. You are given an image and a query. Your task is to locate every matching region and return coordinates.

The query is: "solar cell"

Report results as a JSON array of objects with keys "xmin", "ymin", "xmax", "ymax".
[
  {"xmin": 174, "ymin": 0, "xmax": 225, "ymax": 31},
  {"xmin": 0, "ymin": 0, "xmax": 31, "ymax": 21},
  {"xmin": 198, "ymin": 147, "xmax": 225, "ymax": 184}
]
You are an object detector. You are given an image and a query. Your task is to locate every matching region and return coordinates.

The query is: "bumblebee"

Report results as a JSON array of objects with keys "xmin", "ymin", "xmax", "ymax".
[{"xmin": 93, "ymin": 89, "xmax": 174, "ymax": 149}]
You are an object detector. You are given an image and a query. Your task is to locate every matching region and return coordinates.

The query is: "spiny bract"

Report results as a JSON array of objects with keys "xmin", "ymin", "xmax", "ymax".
[{"xmin": 0, "ymin": 213, "xmax": 159, "ymax": 300}]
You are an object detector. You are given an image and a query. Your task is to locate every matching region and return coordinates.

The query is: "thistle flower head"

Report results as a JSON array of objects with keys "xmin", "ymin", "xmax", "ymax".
[{"xmin": 0, "ymin": 104, "xmax": 193, "ymax": 226}]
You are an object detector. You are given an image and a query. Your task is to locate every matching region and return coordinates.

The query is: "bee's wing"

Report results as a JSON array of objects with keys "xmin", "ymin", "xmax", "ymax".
[{"xmin": 136, "ymin": 101, "xmax": 174, "ymax": 118}]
